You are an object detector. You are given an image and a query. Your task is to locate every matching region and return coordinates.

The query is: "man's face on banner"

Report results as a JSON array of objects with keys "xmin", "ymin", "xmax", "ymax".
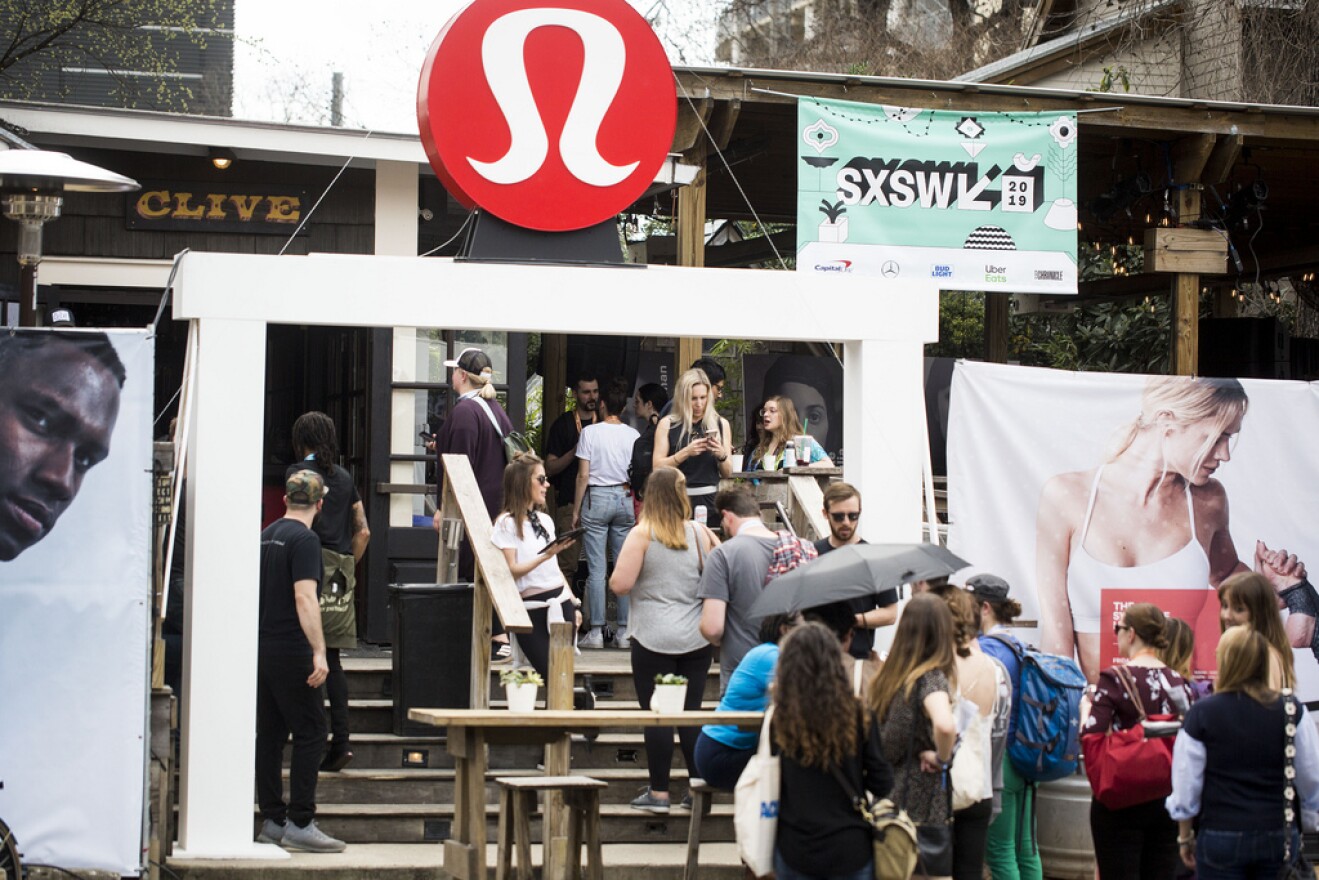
[{"xmin": 0, "ymin": 342, "xmax": 122, "ymax": 561}]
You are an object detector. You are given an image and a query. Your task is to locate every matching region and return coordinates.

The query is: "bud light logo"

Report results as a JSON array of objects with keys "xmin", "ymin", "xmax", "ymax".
[
  {"xmin": 418, "ymin": 0, "xmax": 676, "ymax": 232},
  {"xmin": 931, "ymin": 265, "xmax": 953, "ymax": 278},
  {"xmin": 814, "ymin": 260, "xmax": 853, "ymax": 273}
]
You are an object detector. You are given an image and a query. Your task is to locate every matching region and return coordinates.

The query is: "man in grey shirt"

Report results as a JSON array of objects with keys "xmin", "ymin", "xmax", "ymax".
[{"xmin": 698, "ymin": 486, "xmax": 777, "ymax": 693}]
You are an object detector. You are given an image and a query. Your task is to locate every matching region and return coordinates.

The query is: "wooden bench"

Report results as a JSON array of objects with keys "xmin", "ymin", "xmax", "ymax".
[
  {"xmin": 684, "ymin": 777, "xmax": 718, "ymax": 880},
  {"xmin": 495, "ymin": 775, "xmax": 607, "ymax": 880}
]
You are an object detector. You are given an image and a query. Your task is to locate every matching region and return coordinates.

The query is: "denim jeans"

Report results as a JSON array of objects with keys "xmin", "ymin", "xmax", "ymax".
[
  {"xmin": 1196, "ymin": 826, "xmax": 1299, "ymax": 880},
  {"xmin": 581, "ymin": 484, "xmax": 633, "ymax": 629},
  {"xmin": 774, "ymin": 847, "xmax": 874, "ymax": 880}
]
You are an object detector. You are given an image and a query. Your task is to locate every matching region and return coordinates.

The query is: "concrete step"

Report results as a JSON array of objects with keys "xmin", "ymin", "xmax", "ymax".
[
  {"xmin": 167, "ymin": 841, "xmax": 746, "ymax": 880},
  {"xmin": 304, "ymin": 766, "xmax": 732, "ymax": 806},
  {"xmin": 331, "ymin": 732, "xmax": 683, "ymax": 771},
  {"xmin": 274, "ymin": 802, "xmax": 735, "ymax": 845}
]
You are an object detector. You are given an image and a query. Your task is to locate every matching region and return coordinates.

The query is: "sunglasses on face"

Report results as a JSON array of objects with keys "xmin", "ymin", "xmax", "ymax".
[
  {"xmin": 829, "ymin": 511, "xmax": 861, "ymax": 523},
  {"xmin": 1113, "ymin": 623, "xmax": 1130, "ymax": 636},
  {"xmin": 535, "ymin": 475, "xmax": 549, "ymax": 485}
]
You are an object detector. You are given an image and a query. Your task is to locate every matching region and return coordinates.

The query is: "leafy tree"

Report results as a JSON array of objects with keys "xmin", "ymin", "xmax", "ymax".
[{"xmin": 0, "ymin": 0, "xmax": 230, "ymax": 112}]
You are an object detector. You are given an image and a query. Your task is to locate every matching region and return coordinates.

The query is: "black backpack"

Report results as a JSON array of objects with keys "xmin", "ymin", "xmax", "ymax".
[{"xmin": 628, "ymin": 424, "xmax": 657, "ymax": 498}]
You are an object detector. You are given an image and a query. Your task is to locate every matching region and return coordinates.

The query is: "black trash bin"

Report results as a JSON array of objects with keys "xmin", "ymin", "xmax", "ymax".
[{"xmin": 389, "ymin": 582, "xmax": 473, "ymax": 736}]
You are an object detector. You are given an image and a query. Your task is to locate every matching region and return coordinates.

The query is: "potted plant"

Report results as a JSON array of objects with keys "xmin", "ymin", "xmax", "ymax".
[
  {"xmin": 500, "ymin": 668, "xmax": 543, "ymax": 713},
  {"xmin": 651, "ymin": 673, "xmax": 688, "ymax": 714}
]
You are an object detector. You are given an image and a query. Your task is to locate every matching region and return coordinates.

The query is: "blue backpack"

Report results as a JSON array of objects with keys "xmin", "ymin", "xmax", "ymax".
[{"xmin": 988, "ymin": 634, "xmax": 1087, "ymax": 782}]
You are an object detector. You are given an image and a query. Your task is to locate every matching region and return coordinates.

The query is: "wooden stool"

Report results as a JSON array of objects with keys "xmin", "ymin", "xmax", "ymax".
[
  {"xmin": 495, "ymin": 775, "xmax": 607, "ymax": 880},
  {"xmin": 684, "ymin": 777, "xmax": 717, "ymax": 880}
]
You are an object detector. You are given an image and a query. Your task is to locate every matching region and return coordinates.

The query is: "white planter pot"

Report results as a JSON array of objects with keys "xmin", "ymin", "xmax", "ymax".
[
  {"xmin": 505, "ymin": 681, "xmax": 538, "ymax": 713},
  {"xmin": 818, "ymin": 217, "xmax": 849, "ymax": 243},
  {"xmin": 651, "ymin": 683, "xmax": 688, "ymax": 714}
]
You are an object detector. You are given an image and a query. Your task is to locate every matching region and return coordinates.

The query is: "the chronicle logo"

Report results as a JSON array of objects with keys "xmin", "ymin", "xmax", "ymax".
[
  {"xmin": 930, "ymin": 265, "xmax": 953, "ymax": 279},
  {"xmin": 1035, "ymin": 270, "xmax": 1064, "ymax": 281},
  {"xmin": 814, "ymin": 260, "xmax": 854, "ymax": 273}
]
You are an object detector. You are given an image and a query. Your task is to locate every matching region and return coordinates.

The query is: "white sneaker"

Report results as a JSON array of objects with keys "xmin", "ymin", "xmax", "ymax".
[
  {"xmin": 580, "ymin": 628, "xmax": 604, "ymax": 649},
  {"xmin": 612, "ymin": 630, "xmax": 631, "ymax": 649}
]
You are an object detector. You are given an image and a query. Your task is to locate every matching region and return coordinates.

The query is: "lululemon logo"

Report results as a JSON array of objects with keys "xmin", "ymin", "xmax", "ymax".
[{"xmin": 418, "ymin": 0, "xmax": 676, "ymax": 232}]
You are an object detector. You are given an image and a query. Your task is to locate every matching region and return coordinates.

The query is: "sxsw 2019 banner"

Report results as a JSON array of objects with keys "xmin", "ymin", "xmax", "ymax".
[
  {"xmin": 947, "ymin": 361, "xmax": 1319, "ymax": 698},
  {"xmin": 0, "ymin": 329, "xmax": 154, "ymax": 874},
  {"xmin": 797, "ymin": 97, "xmax": 1079, "ymax": 294}
]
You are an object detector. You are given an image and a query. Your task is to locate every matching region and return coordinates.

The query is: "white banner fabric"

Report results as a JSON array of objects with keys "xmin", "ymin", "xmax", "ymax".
[{"xmin": 0, "ymin": 329, "xmax": 155, "ymax": 874}]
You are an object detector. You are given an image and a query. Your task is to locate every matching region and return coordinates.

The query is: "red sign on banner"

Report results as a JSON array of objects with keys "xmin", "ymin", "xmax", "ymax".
[
  {"xmin": 1099, "ymin": 588, "xmax": 1222, "ymax": 681},
  {"xmin": 418, "ymin": 0, "xmax": 676, "ymax": 232}
]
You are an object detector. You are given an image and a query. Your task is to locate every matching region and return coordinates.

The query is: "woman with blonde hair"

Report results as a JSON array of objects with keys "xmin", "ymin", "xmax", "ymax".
[
  {"xmin": 1036, "ymin": 375, "xmax": 1310, "ymax": 681},
  {"xmin": 1082, "ymin": 602, "xmax": 1196, "ymax": 880},
  {"xmin": 490, "ymin": 454, "xmax": 581, "ymax": 678},
  {"xmin": 1219, "ymin": 571, "xmax": 1296, "ymax": 690},
  {"xmin": 867, "ymin": 593, "xmax": 959, "ymax": 880},
  {"xmin": 772, "ymin": 622, "xmax": 893, "ymax": 880},
  {"xmin": 610, "ymin": 466, "xmax": 720, "ymax": 813},
  {"xmin": 652, "ymin": 369, "xmax": 732, "ymax": 526},
  {"xmin": 1167, "ymin": 625, "xmax": 1319, "ymax": 880},
  {"xmin": 747, "ymin": 395, "xmax": 830, "ymax": 471}
]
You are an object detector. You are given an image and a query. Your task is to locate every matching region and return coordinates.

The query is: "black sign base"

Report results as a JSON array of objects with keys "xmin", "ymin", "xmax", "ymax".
[{"xmin": 456, "ymin": 211, "xmax": 632, "ymax": 267}]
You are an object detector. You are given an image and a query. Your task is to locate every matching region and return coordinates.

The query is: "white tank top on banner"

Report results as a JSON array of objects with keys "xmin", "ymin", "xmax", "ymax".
[{"xmin": 1065, "ymin": 465, "xmax": 1211, "ymax": 632}]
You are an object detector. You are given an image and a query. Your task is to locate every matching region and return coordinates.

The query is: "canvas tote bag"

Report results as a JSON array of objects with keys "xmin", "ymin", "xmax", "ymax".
[{"xmin": 734, "ymin": 705, "xmax": 779, "ymax": 878}]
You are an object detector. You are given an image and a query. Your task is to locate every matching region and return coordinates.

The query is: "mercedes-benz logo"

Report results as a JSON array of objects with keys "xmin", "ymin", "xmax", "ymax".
[{"xmin": 881, "ymin": 261, "xmax": 900, "ymax": 278}]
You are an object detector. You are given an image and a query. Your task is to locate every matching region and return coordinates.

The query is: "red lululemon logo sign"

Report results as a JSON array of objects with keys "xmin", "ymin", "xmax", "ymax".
[{"xmin": 418, "ymin": 0, "xmax": 676, "ymax": 232}]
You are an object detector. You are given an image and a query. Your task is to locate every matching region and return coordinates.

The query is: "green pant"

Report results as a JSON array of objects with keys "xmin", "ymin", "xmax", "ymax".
[{"xmin": 985, "ymin": 757, "xmax": 1043, "ymax": 880}]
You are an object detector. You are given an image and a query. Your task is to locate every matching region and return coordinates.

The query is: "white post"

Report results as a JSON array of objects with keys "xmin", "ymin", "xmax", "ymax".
[
  {"xmin": 174, "ymin": 317, "xmax": 284, "ymax": 859},
  {"xmin": 843, "ymin": 338, "xmax": 928, "ymax": 545}
]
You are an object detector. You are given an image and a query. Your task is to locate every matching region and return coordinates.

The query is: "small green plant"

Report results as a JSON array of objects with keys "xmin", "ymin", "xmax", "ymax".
[
  {"xmin": 500, "ymin": 668, "xmax": 544, "ymax": 687},
  {"xmin": 654, "ymin": 673, "xmax": 688, "ymax": 685}
]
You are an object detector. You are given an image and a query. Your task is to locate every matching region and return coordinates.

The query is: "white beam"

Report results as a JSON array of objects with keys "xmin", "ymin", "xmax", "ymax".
[
  {"xmin": 40, "ymin": 256, "xmax": 173, "ymax": 289},
  {"xmin": 172, "ymin": 251, "xmax": 937, "ymax": 343},
  {"xmin": 174, "ymin": 318, "xmax": 285, "ymax": 860}
]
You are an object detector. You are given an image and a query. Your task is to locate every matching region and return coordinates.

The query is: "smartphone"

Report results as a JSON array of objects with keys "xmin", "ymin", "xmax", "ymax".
[
  {"xmin": 419, "ymin": 430, "xmax": 435, "ymax": 443},
  {"xmin": 542, "ymin": 526, "xmax": 585, "ymax": 551}
]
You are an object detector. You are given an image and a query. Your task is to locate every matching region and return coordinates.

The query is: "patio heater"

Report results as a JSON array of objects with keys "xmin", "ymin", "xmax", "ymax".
[{"xmin": 0, "ymin": 138, "xmax": 139, "ymax": 327}]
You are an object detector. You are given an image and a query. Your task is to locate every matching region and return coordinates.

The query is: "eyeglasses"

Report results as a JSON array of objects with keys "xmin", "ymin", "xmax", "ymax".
[
  {"xmin": 535, "ymin": 475, "xmax": 549, "ymax": 485},
  {"xmin": 1113, "ymin": 623, "xmax": 1130, "ymax": 636},
  {"xmin": 829, "ymin": 511, "xmax": 861, "ymax": 523}
]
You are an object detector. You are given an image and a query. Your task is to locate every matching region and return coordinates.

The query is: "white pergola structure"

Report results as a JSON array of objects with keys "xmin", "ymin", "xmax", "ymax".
[{"xmin": 168, "ymin": 249, "xmax": 938, "ymax": 858}]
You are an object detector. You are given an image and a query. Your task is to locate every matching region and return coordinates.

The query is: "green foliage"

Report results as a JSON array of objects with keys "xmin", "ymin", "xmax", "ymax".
[
  {"xmin": 1095, "ymin": 65, "xmax": 1132, "ymax": 94},
  {"xmin": 654, "ymin": 673, "xmax": 688, "ymax": 685},
  {"xmin": 708, "ymin": 338, "xmax": 767, "ymax": 442},
  {"xmin": 928, "ymin": 292, "xmax": 986, "ymax": 360},
  {"xmin": 500, "ymin": 668, "xmax": 543, "ymax": 686},
  {"xmin": 1011, "ymin": 297, "xmax": 1171, "ymax": 373},
  {"xmin": 0, "ymin": 0, "xmax": 227, "ymax": 110}
]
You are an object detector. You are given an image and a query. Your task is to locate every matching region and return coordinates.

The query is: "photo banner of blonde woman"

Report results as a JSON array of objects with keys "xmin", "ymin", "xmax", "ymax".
[
  {"xmin": 0, "ymin": 329, "xmax": 155, "ymax": 874},
  {"xmin": 946, "ymin": 361, "xmax": 1319, "ymax": 700}
]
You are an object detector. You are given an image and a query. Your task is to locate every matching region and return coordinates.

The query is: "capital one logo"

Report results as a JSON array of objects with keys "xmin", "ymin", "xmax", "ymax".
[{"xmin": 419, "ymin": 0, "xmax": 676, "ymax": 232}]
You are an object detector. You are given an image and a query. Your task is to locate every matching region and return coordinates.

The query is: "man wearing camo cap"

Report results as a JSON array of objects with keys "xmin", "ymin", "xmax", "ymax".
[{"xmin": 253, "ymin": 469, "xmax": 346, "ymax": 852}]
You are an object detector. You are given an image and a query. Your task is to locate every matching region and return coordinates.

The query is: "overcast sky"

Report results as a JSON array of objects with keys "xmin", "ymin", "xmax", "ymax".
[{"xmin": 231, "ymin": 0, "xmax": 716, "ymax": 134}]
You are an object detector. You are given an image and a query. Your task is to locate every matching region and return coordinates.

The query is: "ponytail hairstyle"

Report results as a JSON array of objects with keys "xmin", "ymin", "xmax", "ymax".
[
  {"xmin": 982, "ymin": 596, "xmax": 1023, "ymax": 627},
  {"xmin": 1122, "ymin": 602, "xmax": 1170, "ymax": 650},
  {"xmin": 1159, "ymin": 617, "xmax": 1195, "ymax": 680},
  {"xmin": 292, "ymin": 411, "xmax": 338, "ymax": 471},
  {"xmin": 467, "ymin": 366, "xmax": 498, "ymax": 400},
  {"xmin": 1107, "ymin": 376, "xmax": 1247, "ymax": 478}
]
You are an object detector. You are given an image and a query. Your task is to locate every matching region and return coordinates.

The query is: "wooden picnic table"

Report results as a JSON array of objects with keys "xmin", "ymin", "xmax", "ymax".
[{"xmin": 407, "ymin": 708, "xmax": 764, "ymax": 880}]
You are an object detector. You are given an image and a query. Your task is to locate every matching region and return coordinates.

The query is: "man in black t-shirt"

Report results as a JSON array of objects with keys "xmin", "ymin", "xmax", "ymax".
[
  {"xmin": 544, "ymin": 373, "xmax": 599, "ymax": 584},
  {"xmin": 254, "ymin": 470, "xmax": 346, "ymax": 853},
  {"xmin": 812, "ymin": 482, "xmax": 897, "ymax": 660}
]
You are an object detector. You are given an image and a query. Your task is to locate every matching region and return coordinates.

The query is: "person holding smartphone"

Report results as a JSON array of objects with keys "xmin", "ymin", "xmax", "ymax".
[
  {"xmin": 652, "ymin": 368, "xmax": 732, "ymax": 528},
  {"xmin": 490, "ymin": 453, "xmax": 583, "ymax": 676}
]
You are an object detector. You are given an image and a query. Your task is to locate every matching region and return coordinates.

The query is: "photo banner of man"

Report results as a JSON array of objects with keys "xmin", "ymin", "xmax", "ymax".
[
  {"xmin": 797, "ymin": 97, "xmax": 1078, "ymax": 294},
  {"xmin": 0, "ymin": 329, "xmax": 155, "ymax": 874},
  {"xmin": 742, "ymin": 353, "xmax": 844, "ymax": 457},
  {"xmin": 946, "ymin": 361, "xmax": 1319, "ymax": 698}
]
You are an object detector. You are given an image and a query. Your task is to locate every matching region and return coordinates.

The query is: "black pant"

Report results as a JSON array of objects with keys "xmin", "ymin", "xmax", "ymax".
[
  {"xmin": 516, "ymin": 595, "xmax": 577, "ymax": 678},
  {"xmin": 325, "ymin": 648, "xmax": 350, "ymax": 750},
  {"xmin": 953, "ymin": 797, "xmax": 994, "ymax": 880},
  {"xmin": 630, "ymin": 639, "xmax": 714, "ymax": 794},
  {"xmin": 256, "ymin": 653, "xmax": 326, "ymax": 827},
  {"xmin": 1090, "ymin": 797, "xmax": 1179, "ymax": 880}
]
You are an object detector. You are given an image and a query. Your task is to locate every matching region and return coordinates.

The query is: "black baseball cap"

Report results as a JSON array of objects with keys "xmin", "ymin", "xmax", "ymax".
[
  {"xmin": 444, "ymin": 346, "xmax": 492, "ymax": 375},
  {"xmin": 966, "ymin": 573, "xmax": 1010, "ymax": 602}
]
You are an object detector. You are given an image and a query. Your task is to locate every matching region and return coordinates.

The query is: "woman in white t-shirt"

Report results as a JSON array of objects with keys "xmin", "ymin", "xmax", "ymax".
[{"xmin": 491, "ymin": 453, "xmax": 582, "ymax": 676}]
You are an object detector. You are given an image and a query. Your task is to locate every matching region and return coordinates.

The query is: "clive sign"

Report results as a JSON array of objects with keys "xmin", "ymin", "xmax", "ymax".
[
  {"xmin": 797, "ymin": 97, "xmax": 1079, "ymax": 294},
  {"xmin": 418, "ymin": 0, "xmax": 676, "ymax": 231}
]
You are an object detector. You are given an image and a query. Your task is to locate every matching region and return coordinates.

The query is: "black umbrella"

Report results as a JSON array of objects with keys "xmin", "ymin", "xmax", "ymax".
[{"xmin": 749, "ymin": 543, "xmax": 971, "ymax": 619}]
